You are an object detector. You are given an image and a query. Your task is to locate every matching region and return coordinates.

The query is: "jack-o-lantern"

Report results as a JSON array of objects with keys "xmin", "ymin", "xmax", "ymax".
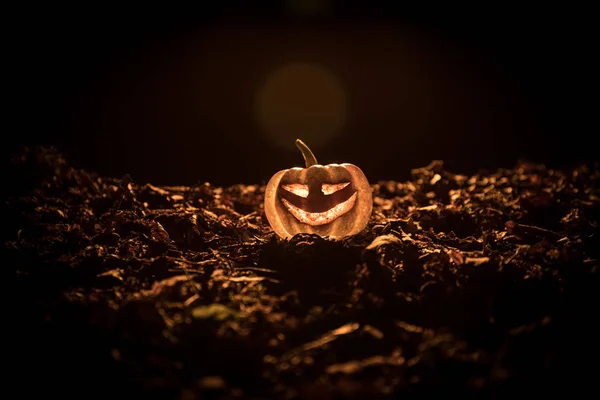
[{"xmin": 264, "ymin": 139, "xmax": 373, "ymax": 239}]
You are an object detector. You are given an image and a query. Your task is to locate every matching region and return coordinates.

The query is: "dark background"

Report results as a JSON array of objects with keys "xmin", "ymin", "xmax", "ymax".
[{"xmin": 8, "ymin": 2, "xmax": 596, "ymax": 186}]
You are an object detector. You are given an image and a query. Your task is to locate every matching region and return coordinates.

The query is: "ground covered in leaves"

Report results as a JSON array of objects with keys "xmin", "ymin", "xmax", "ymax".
[{"xmin": 4, "ymin": 148, "xmax": 600, "ymax": 399}]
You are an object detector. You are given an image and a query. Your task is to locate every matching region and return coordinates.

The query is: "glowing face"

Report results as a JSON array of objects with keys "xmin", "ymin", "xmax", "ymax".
[
  {"xmin": 264, "ymin": 162, "xmax": 373, "ymax": 239},
  {"xmin": 278, "ymin": 182, "xmax": 357, "ymax": 226}
]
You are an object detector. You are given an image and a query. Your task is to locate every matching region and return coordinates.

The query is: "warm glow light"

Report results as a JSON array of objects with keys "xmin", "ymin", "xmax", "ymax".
[
  {"xmin": 281, "ymin": 182, "xmax": 351, "ymax": 198},
  {"xmin": 321, "ymin": 182, "xmax": 350, "ymax": 195},
  {"xmin": 281, "ymin": 192, "xmax": 357, "ymax": 226},
  {"xmin": 281, "ymin": 183, "xmax": 310, "ymax": 198},
  {"xmin": 255, "ymin": 63, "xmax": 347, "ymax": 150}
]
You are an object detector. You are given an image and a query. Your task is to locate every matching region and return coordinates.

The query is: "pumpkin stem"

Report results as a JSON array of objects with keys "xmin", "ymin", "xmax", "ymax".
[{"xmin": 295, "ymin": 139, "xmax": 318, "ymax": 168}]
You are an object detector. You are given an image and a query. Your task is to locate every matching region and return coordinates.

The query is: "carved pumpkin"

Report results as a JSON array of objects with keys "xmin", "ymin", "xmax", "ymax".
[{"xmin": 264, "ymin": 139, "xmax": 373, "ymax": 239}]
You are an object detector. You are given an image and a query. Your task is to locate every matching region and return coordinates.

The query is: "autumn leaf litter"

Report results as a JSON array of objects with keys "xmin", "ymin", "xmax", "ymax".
[{"xmin": 4, "ymin": 148, "xmax": 600, "ymax": 399}]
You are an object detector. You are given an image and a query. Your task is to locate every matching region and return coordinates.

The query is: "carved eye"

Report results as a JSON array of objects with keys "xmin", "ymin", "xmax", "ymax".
[
  {"xmin": 321, "ymin": 182, "xmax": 350, "ymax": 195},
  {"xmin": 281, "ymin": 184, "xmax": 309, "ymax": 198}
]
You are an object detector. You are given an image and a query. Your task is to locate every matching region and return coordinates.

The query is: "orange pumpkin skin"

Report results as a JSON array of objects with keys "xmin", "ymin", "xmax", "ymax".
[{"xmin": 264, "ymin": 163, "xmax": 373, "ymax": 239}]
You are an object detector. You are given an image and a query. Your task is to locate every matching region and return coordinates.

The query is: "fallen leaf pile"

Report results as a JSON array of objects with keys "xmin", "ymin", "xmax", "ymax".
[{"xmin": 4, "ymin": 148, "xmax": 599, "ymax": 399}]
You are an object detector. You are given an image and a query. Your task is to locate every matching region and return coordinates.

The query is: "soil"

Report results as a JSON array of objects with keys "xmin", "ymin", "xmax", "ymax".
[{"xmin": 4, "ymin": 147, "xmax": 600, "ymax": 399}]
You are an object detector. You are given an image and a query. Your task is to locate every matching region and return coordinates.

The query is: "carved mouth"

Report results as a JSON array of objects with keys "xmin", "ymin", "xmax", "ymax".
[{"xmin": 280, "ymin": 192, "xmax": 357, "ymax": 226}]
